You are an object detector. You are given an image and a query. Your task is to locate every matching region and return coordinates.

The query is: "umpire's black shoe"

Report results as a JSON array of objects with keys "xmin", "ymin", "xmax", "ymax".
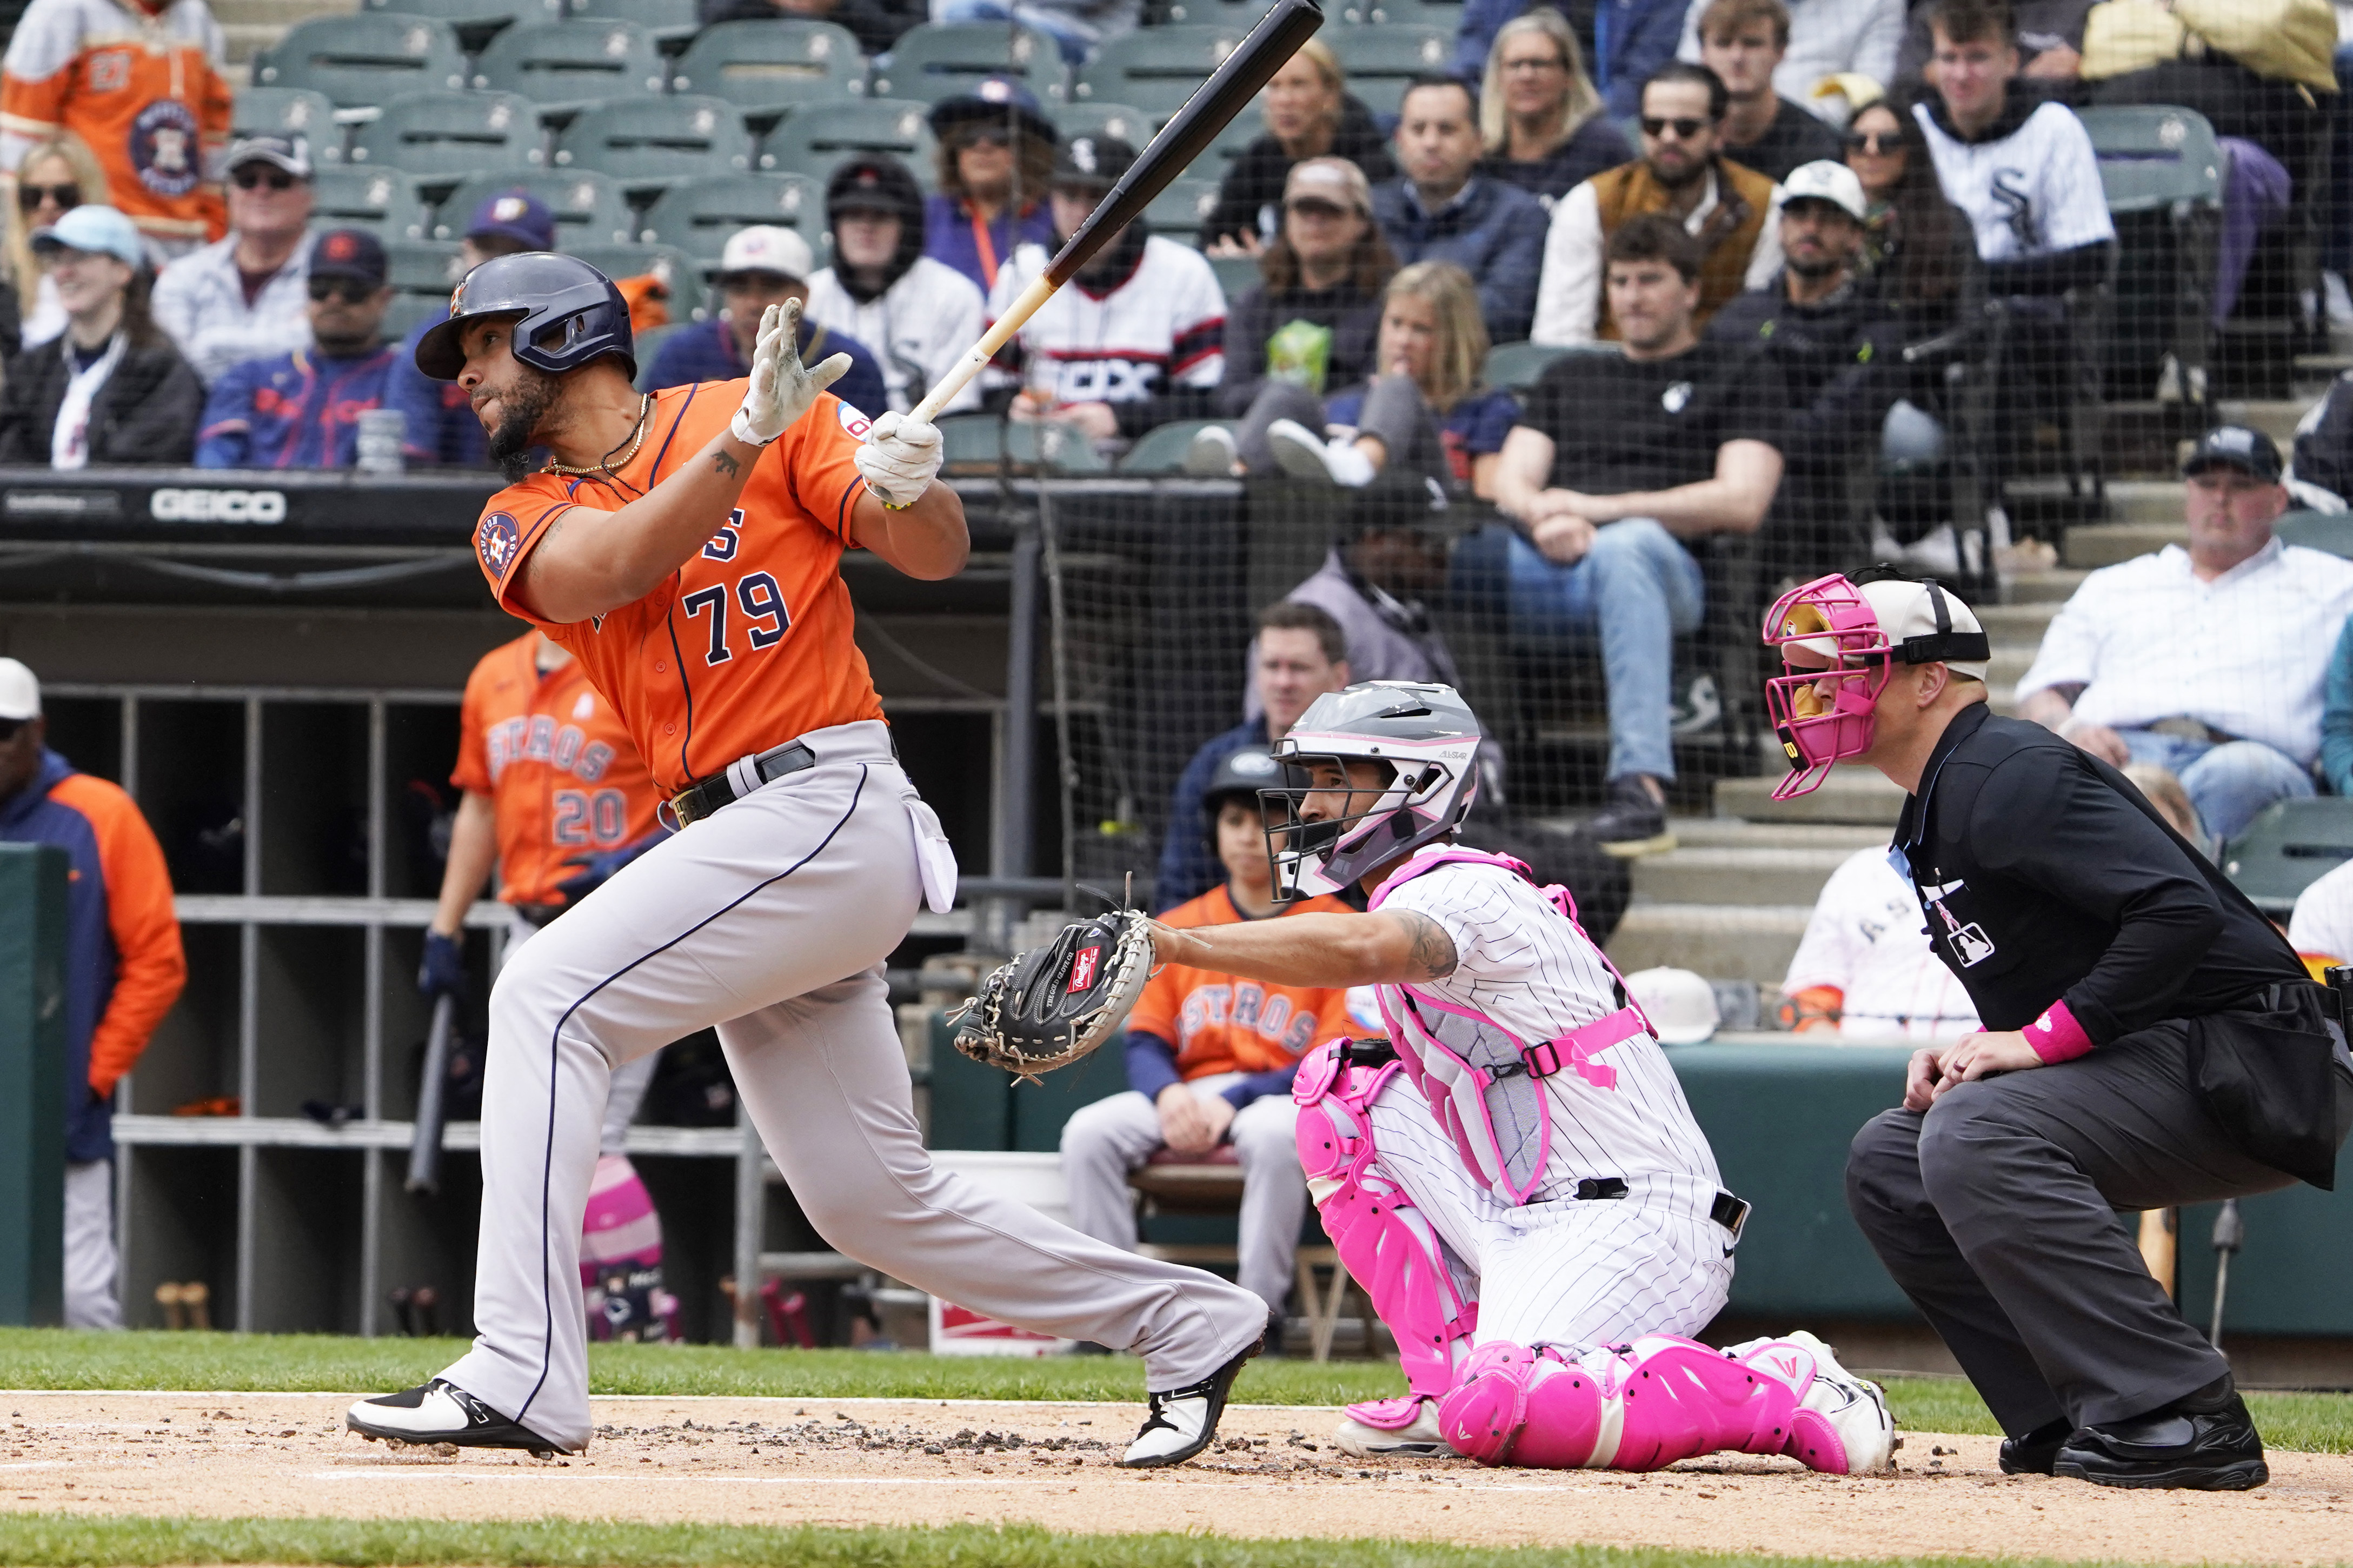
[
  {"xmin": 347, "ymin": 1378, "xmax": 570, "ymax": 1457},
  {"xmin": 1998, "ymin": 1417, "xmax": 2073, "ymax": 1476},
  {"xmin": 1118, "ymin": 1323, "xmax": 1267, "ymax": 1468},
  {"xmin": 2052, "ymin": 1378, "xmax": 2268, "ymax": 1491}
]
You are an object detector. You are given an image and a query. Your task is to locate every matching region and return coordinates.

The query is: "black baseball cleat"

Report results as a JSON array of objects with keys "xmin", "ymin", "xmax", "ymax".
[
  {"xmin": 346, "ymin": 1379, "xmax": 571, "ymax": 1457},
  {"xmin": 1118, "ymin": 1325, "xmax": 1266, "ymax": 1468},
  {"xmin": 1998, "ymin": 1416, "xmax": 2073, "ymax": 1476},
  {"xmin": 2051, "ymin": 1378, "xmax": 2268, "ymax": 1491}
]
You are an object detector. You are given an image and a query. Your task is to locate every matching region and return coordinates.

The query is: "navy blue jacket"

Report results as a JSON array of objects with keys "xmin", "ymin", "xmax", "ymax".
[{"xmin": 1372, "ymin": 176, "xmax": 1551, "ymax": 344}]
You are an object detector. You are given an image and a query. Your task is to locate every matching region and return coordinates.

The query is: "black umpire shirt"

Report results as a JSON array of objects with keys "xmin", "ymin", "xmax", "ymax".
[{"xmin": 1892, "ymin": 702, "xmax": 2307, "ymax": 1042}]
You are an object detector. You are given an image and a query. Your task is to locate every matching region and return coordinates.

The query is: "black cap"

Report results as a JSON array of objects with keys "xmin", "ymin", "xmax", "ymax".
[
  {"xmin": 308, "ymin": 226, "xmax": 387, "ymax": 287},
  {"xmin": 2182, "ymin": 425, "xmax": 2283, "ymax": 484},
  {"xmin": 1053, "ymin": 134, "xmax": 1135, "ymax": 194},
  {"xmin": 1202, "ymin": 747, "xmax": 1285, "ymax": 818}
]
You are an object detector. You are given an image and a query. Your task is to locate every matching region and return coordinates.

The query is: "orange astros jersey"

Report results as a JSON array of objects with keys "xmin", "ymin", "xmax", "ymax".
[
  {"xmin": 1124, "ymin": 885, "xmax": 1359, "ymax": 1080},
  {"xmin": 452, "ymin": 634, "xmax": 664, "ymax": 908},
  {"xmin": 473, "ymin": 381, "xmax": 886, "ymax": 794}
]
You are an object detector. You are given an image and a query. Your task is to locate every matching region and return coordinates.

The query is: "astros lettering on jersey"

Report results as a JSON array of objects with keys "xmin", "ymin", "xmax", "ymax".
[
  {"xmin": 453, "ymin": 633, "xmax": 663, "ymax": 908},
  {"xmin": 470, "ymin": 381, "xmax": 884, "ymax": 793},
  {"xmin": 1125, "ymin": 884, "xmax": 1356, "ymax": 1079}
]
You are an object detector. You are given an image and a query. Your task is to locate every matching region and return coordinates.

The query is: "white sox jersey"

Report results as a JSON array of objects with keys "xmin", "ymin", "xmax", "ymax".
[
  {"xmin": 1912, "ymin": 97, "xmax": 2113, "ymax": 263},
  {"xmin": 984, "ymin": 233, "xmax": 1225, "ymax": 409},
  {"xmin": 1783, "ymin": 846, "xmax": 1981, "ymax": 1043}
]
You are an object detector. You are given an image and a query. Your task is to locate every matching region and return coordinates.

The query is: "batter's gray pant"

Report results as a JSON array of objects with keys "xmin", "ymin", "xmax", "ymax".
[
  {"xmin": 1847, "ymin": 1022, "xmax": 2353, "ymax": 1434},
  {"xmin": 1060, "ymin": 1076, "xmax": 1308, "ymax": 1316},
  {"xmin": 505, "ymin": 911, "xmax": 657, "ymax": 1157},
  {"xmin": 64, "ymin": 1158, "xmax": 118, "ymax": 1330}
]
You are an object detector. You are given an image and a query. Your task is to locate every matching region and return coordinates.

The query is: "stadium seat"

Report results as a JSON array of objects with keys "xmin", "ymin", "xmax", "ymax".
[
  {"xmin": 760, "ymin": 99, "xmax": 936, "ymax": 184},
  {"xmin": 1119, "ymin": 418, "xmax": 1232, "ymax": 473},
  {"xmin": 937, "ymin": 411, "xmax": 1107, "ymax": 473},
  {"xmin": 230, "ymin": 86, "xmax": 337, "ymax": 145},
  {"xmin": 312, "ymin": 165, "xmax": 431, "ymax": 241},
  {"xmin": 569, "ymin": 0, "xmax": 699, "ymax": 44},
  {"xmin": 1209, "ymin": 253, "xmax": 1261, "ymax": 298},
  {"xmin": 472, "ymin": 17, "xmax": 667, "ymax": 103},
  {"xmin": 1337, "ymin": 0, "xmax": 1465, "ymax": 25},
  {"xmin": 2222, "ymin": 798, "xmax": 2353, "ymax": 916},
  {"xmin": 633, "ymin": 321, "xmax": 689, "ymax": 390},
  {"xmin": 433, "ymin": 169, "xmax": 633, "ymax": 245},
  {"xmin": 639, "ymin": 173, "xmax": 827, "ymax": 258},
  {"xmin": 249, "ymin": 13, "xmax": 467, "ymax": 108},
  {"xmin": 571, "ymin": 242, "xmax": 707, "ymax": 323},
  {"xmin": 1076, "ymin": 26, "xmax": 1249, "ymax": 117},
  {"xmin": 1160, "ymin": 0, "xmax": 1282, "ymax": 25},
  {"xmin": 1143, "ymin": 176, "xmax": 1218, "ymax": 241},
  {"xmin": 1325, "ymin": 26, "xmax": 1451, "ymax": 117},
  {"xmin": 348, "ymin": 90, "xmax": 543, "ymax": 177},
  {"xmin": 1050, "ymin": 102, "xmax": 1156, "ymax": 149},
  {"xmin": 669, "ymin": 21, "xmax": 868, "ymax": 113},
  {"xmin": 360, "ymin": 0, "xmax": 557, "ymax": 49},
  {"xmin": 868, "ymin": 22, "xmax": 1067, "ymax": 105},
  {"xmin": 381, "ymin": 291, "xmax": 450, "ymax": 343},
  {"xmin": 2080, "ymin": 104, "xmax": 2223, "ymax": 427},
  {"xmin": 383, "ymin": 238, "xmax": 466, "ymax": 296},
  {"xmin": 2276, "ymin": 509, "xmax": 2353, "ymax": 559},
  {"xmin": 555, "ymin": 97, "xmax": 755, "ymax": 186}
]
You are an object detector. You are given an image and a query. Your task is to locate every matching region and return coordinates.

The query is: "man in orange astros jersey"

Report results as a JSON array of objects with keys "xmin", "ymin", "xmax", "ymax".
[
  {"xmin": 423, "ymin": 629, "xmax": 677, "ymax": 1343},
  {"xmin": 345, "ymin": 253, "xmax": 1269, "ymax": 1469}
]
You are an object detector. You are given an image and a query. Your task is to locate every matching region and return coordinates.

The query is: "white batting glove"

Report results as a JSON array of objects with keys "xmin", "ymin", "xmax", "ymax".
[
  {"xmin": 730, "ymin": 298, "xmax": 851, "ymax": 448},
  {"xmin": 854, "ymin": 411, "xmax": 943, "ymax": 508}
]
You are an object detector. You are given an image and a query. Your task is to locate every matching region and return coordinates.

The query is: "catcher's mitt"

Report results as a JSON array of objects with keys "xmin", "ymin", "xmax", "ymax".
[{"xmin": 953, "ymin": 909, "xmax": 1155, "ymax": 1082}]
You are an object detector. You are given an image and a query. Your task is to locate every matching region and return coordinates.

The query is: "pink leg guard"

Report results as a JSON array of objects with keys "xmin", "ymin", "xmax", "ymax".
[
  {"xmin": 582, "ymin": 1154, "xmax": 669, "ymax": 1342},
  {"xmin": 1293, "ymin": 1044, "xmax": 1475, "ymax": 1409},
  {"xmin": 1437, "ymin": 1336, "xmax": 1807, "ymax": 1471}
]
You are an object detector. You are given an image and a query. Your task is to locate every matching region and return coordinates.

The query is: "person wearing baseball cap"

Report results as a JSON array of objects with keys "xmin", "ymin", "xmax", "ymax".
[
  {"xmin": 194, "ymin": 226, "xmax": 400, "ymax": 469},
  {"xmin": 1767, "ymin": 569, "xmax": 2351, "ymax": 1490},
  {"xmin": 381, "ymin": 189, "xmax": 560, "ymax": 469},
  {"xmin": 640, "ymin": 224, "xmax": 887, "ymax": 415},
  {"xmin": 150, "ymin": 134, "xmax": 317, "ymax": 385},
  {"xmin": 0, "ymin": 657, "xmax": 187, "ymax": 1331},
  {"xmin": 806, "ymin": 155, "xmax": 986, "ymax": 416},
  {"xmin": 0, "ymin": 204, "xmax": 203, "ymax": 466},
  {"xmin": 923, "ymin": 75, "xmax": 1058, "ymax": 294}
]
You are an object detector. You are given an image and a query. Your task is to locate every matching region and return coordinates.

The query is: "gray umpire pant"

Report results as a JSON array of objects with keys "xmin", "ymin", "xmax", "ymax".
[{"xmin": 1847, "ymin": 1020, "xmax": 2353, "ymax": 1436}]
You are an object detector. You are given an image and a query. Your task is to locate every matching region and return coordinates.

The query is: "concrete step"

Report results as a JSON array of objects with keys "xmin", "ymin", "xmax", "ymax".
[
  {"xmin": 1713, "ymin": 768, "xmax": 1905, "ymax": 826},
  {"xmin": 1605, "ymin": 903, "xmax": 1812, "ymax": 984},
  {"xmin": 1666, "ymin": 818, "xmax": 1887, "ymax": 851},
  {"xmin": 2104, "ymin": 479, "xmax": 2181, "ymax": 523},
  {"xmin": 2064, "ymin": 521, "xmax": 2179, "ymax": 569},
  {"xmin": 2219, "ymin": 399, "xmax": 2315, "ymax": 448},
  {"xmin": 1976, "ymin": 601, "xmax": 2060, "ymax": 638},
  {"xmin": 2004, "ymin": 568, "xmax": 2085, "ymax": 604},
  {"xmin": 1631, "ymin": 844, "xmax": 1852, "ymax": 907}
]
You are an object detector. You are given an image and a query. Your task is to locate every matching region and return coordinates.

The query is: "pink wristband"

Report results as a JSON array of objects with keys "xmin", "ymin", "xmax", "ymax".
[{"xmin": 2022, "ymin": 999, "xmax": 2094, "ymax": 1063}]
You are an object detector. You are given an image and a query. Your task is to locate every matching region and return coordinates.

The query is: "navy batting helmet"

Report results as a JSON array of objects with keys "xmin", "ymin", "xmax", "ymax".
[{"xmin": 415, "ymin": 252, "xmax": 635, "ymax": 382}]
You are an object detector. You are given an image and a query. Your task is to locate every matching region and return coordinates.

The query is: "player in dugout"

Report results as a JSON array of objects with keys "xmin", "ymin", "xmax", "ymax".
[{"xmin": 421, "ymin": 629, "xmax": 676, "ymax": 1343}]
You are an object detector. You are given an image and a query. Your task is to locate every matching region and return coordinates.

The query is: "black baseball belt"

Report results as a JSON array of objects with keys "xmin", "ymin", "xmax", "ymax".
[
  {"xmin": 1574, "ymin": 1175, "xmax": 1753, "ymax": 1243},
  {"xmin": 670, "ymin": 738, "xmax": 817, "ymax": 826}
]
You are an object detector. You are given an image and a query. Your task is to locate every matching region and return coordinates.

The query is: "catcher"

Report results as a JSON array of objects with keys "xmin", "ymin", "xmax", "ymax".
[{"xmin": 961, "ymin": 681, "xmax": 1896, "ymax": 1473}]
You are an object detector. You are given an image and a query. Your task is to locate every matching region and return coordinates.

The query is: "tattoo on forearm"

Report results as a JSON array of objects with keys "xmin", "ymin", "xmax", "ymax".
[
  {"xmin": 712, "ymin": 449, "xmax": 741, "ymax": 477},
  {"xmin": 1396, "ymin": 912, "xmax": 1458, "ymax": 980}
]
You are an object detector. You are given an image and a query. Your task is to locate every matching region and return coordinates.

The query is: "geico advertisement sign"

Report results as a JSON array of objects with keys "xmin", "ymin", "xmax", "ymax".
[{"xmin": 150, "ymin": 488, "xmax": 288, "ymax": 523}]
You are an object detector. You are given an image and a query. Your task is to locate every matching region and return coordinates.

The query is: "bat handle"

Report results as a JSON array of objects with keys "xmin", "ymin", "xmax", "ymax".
[{"xmin": 909, "ymin": 271, "xmax": 1061, "ymax": 426}]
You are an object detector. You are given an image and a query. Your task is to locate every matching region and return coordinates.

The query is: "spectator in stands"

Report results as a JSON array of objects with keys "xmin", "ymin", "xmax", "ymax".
[
  {"xmin": 0, "ymin": 204, "xmax": 200, "ymax": 466},
  {"xmin": 924, "ymin": 76, "xmax": 1058, "ymax": 296},
  {"xmin": 1696, "ymin": 0, "xmax": 1845, "ymax": 182},
  {"xmin": 1782, "ymin": 845, "xmax": 1983, "ymax": 1042},
  {"xmin": 1895, "ymin": 0, "xmax": 2088, "ymax": 82},
  {"xmin": 1531, "ymin": 62, "xmax": 1785, "ymax": 343},
  {"xmin": 2287, "ymin": 855, "xmax": 2353, "ymax": 972},
  {"xmin": 1202, "ymin": 38, "xmax": 1397, "ymax": 255},
  {"xmin": 1214, "ymin": 157, "xmax": 1395, "ymax": 422},
  {"xmin": 151, "ymin": 134, "xmax": 313, "ymax": 385},
  {"xmin": 384, "ymin": 189, "xmax": 548, "ymax": 469},
  {"xmin": 1473, "ymin": 8, "xmax": 1632, "ymax": 209},
  {"xmin": 1843, "ymin": 94, "xmax": 1973, "ymax": 324},
  {"xmin": 934, "ymin": 0, "xmax": 1135, "ymax": 65},
  {"xmin": 805, "ymin": 156, "xmax": 985, "ymax": 417},
  {"xmin": 1061, "ymin": 745, "xmax": 1352, "ymax": 1331},
  {"xmin": 1708, "ymin": 159, "xmax": 1897, "ymax": 579},
  {"xmin": 1198, "ymin": 261, "xmax": 1516, "ymax": 499},
  {"xmin": 1680, "ymin": 0, "xmax": 1907, "ymax": 114},
  {"xmin": 2289, "ymin": 373, "xmax": 2353, "ymax": 512},
  {"xmin": 1372, "ymin": 74, "xmax": 1551, "ymax": 344},
  {"xmin": 1479, "ymin": 215, "xmax": 1786, "ymax": 855},
  {"xmin": 194, "ymin": 228, "xmax": 396, "ymax": 470},
  {"xmin": 695, "ymin": 0, "xmax": 910, "ymax": 60},
  {"xmin": 1453, "ymin": 0, "xmax": 1688, "ymax": 119},
  {"xmin": 1264, "ymin": 472, "xmax": 1469, "ymax": 692},
  {"xmin": 2314, "ymin": 611, "xmax": 2353, "ymax": 799},
  {"xmin": 989, "ymin": 134, "xmax": 1226, "ymax": 446},
  {"xmin": 4, "ymin": 131, "xmax": 104, "ymax": 356},
  {"xmin": 645, "ymin": 225, "xmax": 889, "ymax": 417},
  {"xmin": 0, "ymin": 656, "xmax": 185, "ymax": 1329},
  {"xmin": 1155, "ymin": 602, "xmax": 1351, "ymax": 910},
  {"xmin": 2016, "ymin": 426, "xmax": 2353, "ymax": 844},
  {"xmin": 1, "ymin": 0, "xmax": 229, "ymax": 260}
]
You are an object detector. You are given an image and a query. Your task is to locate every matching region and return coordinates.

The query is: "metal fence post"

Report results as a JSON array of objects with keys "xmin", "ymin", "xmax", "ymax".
[{"xmin": 0, "ymin": 843, "xmax": 68, "ymax": 1326}]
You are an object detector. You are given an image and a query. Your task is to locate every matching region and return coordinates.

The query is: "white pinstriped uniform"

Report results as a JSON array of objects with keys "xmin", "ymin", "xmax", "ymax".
[{"xmin": 1369, "ymin": 860, "xmax": 1734, "ymax": 1349}]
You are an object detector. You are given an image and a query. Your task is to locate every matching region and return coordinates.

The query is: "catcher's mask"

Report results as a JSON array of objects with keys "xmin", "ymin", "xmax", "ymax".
[
  {"xmin": 1761, "ymin": 572, "xmax": 1990, "ymax": 800},
  {"xmin": 1264, "ymin": 681, "xmax": 1483, "ymax": 900}
]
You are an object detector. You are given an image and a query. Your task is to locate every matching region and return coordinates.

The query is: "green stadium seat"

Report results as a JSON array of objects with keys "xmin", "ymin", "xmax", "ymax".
[
  {"xmin": 937, "ymin": 412, "xmax": 1107, "ymax": 474},
  {"xmin": 360, "ymin": 0, "xmax": 557, "ymax": 50},
  {"xmin": 230, "ymin": 86, "xmax": 337, "ymax": 145},
  {"xmin": 1076, "ymin": 25, "xmax": 1249, "ymax": 118},
  {"xmin": 1050, "ymin": 101, "xmax": 1157, "ymax": 149},
  {"xmin": 669, "ymin": 21, "xmax": 868, "ymax": 113},
  {"xmin": 1325, "ymin": 26, "xmax": 1452, "ymax": 117},
  {"xmin": 569, "ymin": 0, "xmax": 699, "ymax": 45},
  {"xmin": 471, "ymin": 17, "xmax": 668, "ymax": 103},
  {"xmin": 1209, "ymin": 252, "xmax": 1261, "ymax": 299},
  {"xmin": 555, "ymin": 96, "xmax": 755, "ymax": 186},
  {"xmin": 1120, "ymin": 418, "xmax": 1232, "ymax": 473},
  {"xmin": 571, "ymin": 242, "xmax": 707, "ymax": 322},
  {"xmin": 2276, "ymin": 510, "xmax": 2353, "ymax": 559},
  {"xmin": 381, "ymin": 291, "xmax": 450, "ymax": 343},
  {"xmin": 760, "ymin": 99, "xmax": 936, "ymax": 184},
  {"xmin": 867, "ymin": 22, "xmax": 1067, "ymax": 106},
  {"xmin": 633, "ymin": 322, "xmax": 689, "ymax": 390},
  {"xmin": 1143, "ymin": 176, "xmax": 1218, "ymax": 241},
  {"xmin": 349, "ymin": 90, "xmax": 542, "ymax": 177},
  {"xmin": 433, "ymin": 169, "xmax": 633, "ymax": 245},
  {"xmin": 638, "ymin": 173, "xmax": 827, "ymax": 257},
  {"xmin": 311, "ymin": 165, "xmax": 431, "ymax": 241},
  {"xmin": 249, "ymin": 13, "xmax": 467, "ymax": 109},
  {"xmin": 2222, "ymin": 798, "xmax": 2353, "ymax": 916},
  {"xmin": 1337, "ymin": 0, "xmax": 1465, "ymax": 25},
  {"xmin": 1481, "ymin": 338, "xmax": 1618, "ymax": 389},
  {"xmin": 1161, "ymin": 0, "xmax": 1282, "ymax": 25},
  {"xmin": 383, "ymin": 238, "xmax": 466, "ymax": 295},
  {"xmin": 2076, "ymin": 104, "xmax": 2223, "ymax": 214}
]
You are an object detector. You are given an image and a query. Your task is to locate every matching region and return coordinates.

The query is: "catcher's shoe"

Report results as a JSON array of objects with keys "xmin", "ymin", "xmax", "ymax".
[
  {"xmin": 1335, "ymin": 1397, "xmax": 1447, "ymax": 1458},
  {"xmin": 347, "ymin": 1379, "xmax": 570, "ymax": 1457},
  {"xmin": 1119, "ymin": 1327, "xmax": 1265, "ymax": 1468},
  {"xmin": 1778, "ymin": 1330, "xmax": 1896, "ymax": 1474}
]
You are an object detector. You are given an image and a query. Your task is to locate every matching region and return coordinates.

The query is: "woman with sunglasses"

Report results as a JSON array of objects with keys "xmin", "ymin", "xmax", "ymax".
[
  {"xmin": 1213, "ymin": 157, "xmax": 1396, "ymax": 424},
  {"xmin": 150, "ymin": 135, "xmax": 317, "ymax": 385},
  {"xmin": 1474, "ymin": 10, "xmax": 1631, "ymax": 209},
  {"xmin": 1202, "ymin": 38, "xmax": 1395, "ymax": 256},
  {"xmin": 5, "ymin": 132, "xmax": 107, "ymax": 357},
  {"xmin": 1842, "ymin": 97, "xmax": 1972, "ymax": 324},
  {"xmin": 922, "ymin": 77, "xmax": 1059, "ymax": 296},
  {"xmin": 0, "ymin": 204, "xmax": 200, "ymax": 466}
]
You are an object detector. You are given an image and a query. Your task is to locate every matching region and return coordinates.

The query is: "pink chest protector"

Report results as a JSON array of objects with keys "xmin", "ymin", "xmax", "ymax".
[{"xmin": 1368, "ymin": 847, "xmax": 1657, "ymax": 1205}]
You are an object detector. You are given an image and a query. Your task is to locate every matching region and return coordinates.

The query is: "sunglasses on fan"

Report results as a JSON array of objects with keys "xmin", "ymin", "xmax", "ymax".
[{"xmin": 17, "ymin": 182, "xmax": 79, "ymax": 212}]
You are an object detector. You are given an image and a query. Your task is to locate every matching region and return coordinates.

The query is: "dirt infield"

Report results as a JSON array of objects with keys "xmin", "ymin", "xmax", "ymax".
[{"xmin": 3, "ymin": 1391, "xmax": 2349, "ymax": 1563}]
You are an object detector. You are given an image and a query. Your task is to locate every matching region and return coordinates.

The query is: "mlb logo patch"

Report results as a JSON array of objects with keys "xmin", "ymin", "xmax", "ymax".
[
  {"xmin": 477, "ymin": 511, "xmax": 521, "ymax": 579},
  {"xmin": 1067, "ymin": 945, "xmax": 1100, "ymax": 993}
]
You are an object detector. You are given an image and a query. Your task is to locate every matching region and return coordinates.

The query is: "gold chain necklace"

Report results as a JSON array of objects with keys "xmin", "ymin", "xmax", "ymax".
[{"xmin": 543, "ymin": 393, "xmax": 653, "ymax": 478}]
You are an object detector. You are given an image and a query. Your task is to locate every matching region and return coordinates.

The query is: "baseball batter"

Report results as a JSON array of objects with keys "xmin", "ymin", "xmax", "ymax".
[
  {"xmin": 346, "ymin": 255, "xmax": 1269, "ymax": 1466},
  {"xmin": 1139, "ymin": 680, "xmax": 1896, "ymax": 1471}
]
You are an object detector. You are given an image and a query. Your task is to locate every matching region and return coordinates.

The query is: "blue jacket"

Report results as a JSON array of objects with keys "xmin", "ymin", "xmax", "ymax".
[
  {"xmin": 0, "ymin": 750, "xmax": 185, "ymax": 1163},
  {"xmin": 644, "ymin": 317, "xmax": 890, "ymax": 421},
  {"xmin": 195, "ymin": 343, "xmax": 401, "ymax": 469},
  {"xmin": 1453, "ymin": 0, "xmax": 1688, "ymax": 118},
  {"xmin": 1154, "ymin": 717, "xmax": 1268, "ymax": 912},
  {"xmin": 388, "ymin": 312, "xmax": 486, "ymax": 468},
  {"xmin": 2323, "ymin": 615, "xmax": 2353, "ymax": 797},
  {"xmin": 1372, "ymin": 176, "xmax": 1551, "ymax": 344},
  {"xmin": 922, "ymin": 191, "xmax": 1058, "ymax": 297}
]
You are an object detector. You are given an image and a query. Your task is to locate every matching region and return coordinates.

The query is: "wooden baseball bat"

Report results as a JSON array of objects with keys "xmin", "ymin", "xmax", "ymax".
[{"xmin": 909, "ymin": 0, "xmax": 1326, "ymax": 425}]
